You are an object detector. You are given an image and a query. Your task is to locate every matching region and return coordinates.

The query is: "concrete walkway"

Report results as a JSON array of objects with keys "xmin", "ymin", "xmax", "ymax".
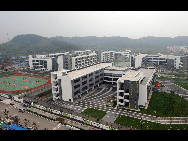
[{"xmin": 101, "ymin": 111, "xmax": 119, "ymax": 123}]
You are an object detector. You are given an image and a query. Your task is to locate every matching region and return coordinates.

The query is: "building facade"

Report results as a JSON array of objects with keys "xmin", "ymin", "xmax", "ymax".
[
  {"xmin": 117, "ymin": 68, "xmax": 156, "ymax": 110},
  {"xmin": 29, "ymin": 54, "xmax": 55, "ymax": 71},
  {"xmin": 101, "ymin": 51, "xmax": 115, "ymax": 63},
  {"xmin": 103, "ymin": 67, "xmax": 131, "ymax": 85},
  {"xmin": 100, "ymin": 50, "xmax": 131, "ymax": 63},
  {"xmin": 51, "ymin": 62, "xmax": 156, "ymax": 111},
  {"xmin": 131, "ymin": 53, "xmax": 187, "ymax": 70},
  {"xmin": 51, "ymin": 63, "xmax": 112, "ymax": 102},
  {"xmin": 72, "ymin": 53, "xmax": 97, "ymax": 70},
  {"xmin": 130, "ymin": 53, "xmax": 148, "ymax": 68}
]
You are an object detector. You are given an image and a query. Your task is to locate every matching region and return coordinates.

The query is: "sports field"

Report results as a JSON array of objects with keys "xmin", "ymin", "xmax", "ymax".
[
  {"xmin": 113, "ymin": 61, "xmax": 130, "ymax": 67},
  {"xmin": 0, "ymin": 74, "xmax": 51, "ymax": 93}
]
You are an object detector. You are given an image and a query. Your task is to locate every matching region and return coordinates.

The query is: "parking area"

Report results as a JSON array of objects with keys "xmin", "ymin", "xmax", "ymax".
[{"xmin": 0, "ymin": 101, "xmax": 67, "ymax": 130}]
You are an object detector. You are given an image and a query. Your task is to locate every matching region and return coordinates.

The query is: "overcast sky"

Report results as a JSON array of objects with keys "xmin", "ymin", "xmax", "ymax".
[{"xmin": 0, "ymin": 11, "xmax": 188, "ymax": 44}]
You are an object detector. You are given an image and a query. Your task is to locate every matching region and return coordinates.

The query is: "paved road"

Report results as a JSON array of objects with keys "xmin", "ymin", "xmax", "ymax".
[
  {"xmin": 0, "ymin": 102, "xmax": 68, "ymax": 130},
  {"xmin": 157, "ymin": 79, "xmax": 188, "ymax": 97}
]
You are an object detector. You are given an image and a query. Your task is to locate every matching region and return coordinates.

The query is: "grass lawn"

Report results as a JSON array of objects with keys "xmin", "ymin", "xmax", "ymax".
[
  {"xmin": 114, "ymin": 114, "xmax": 188, "ymax": 130},
  {"xmin": 81, "ymin": 108, "xmax": 107, "ymax": 119},
  {"xmin": 143, "ymin": 91, "xmax": 188, "ymax": 117},
  {"xmin": 121, "ymin": 91, "xmax": 188, "ymax": 117},
  {"xmin": 173, "ymin": 82, "xmax": 188, "ymax": 90},
  {"xmin": 157, "ymin": 77, "xmax": 187, "ymax": 81},
  {"xmin": 35, "ymin": 89, "xmax": 52, "ymax": 98},
  {"xmin": 167, "ymin": 73, "xmax": 185, "ymax": 77}
]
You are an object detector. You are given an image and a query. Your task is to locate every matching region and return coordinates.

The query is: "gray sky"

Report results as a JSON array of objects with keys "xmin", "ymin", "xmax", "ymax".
[{"xmin": 0, "ymin": 11, "xmax": 188, "ymax": 44}]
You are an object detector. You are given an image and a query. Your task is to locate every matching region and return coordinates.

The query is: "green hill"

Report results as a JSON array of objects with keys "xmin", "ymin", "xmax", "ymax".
[
  {"xmin": 51, "ymin": 36, "xmax": 188, "ymax": 54},
  {"xmin": 0, "ymin": 34, "xmax": 80, "ymax": 58}
]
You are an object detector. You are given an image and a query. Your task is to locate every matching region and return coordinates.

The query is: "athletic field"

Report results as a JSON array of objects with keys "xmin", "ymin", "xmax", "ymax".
[{"xmin": 0, "ymin": 74, "xmax": 51, "ymax": 93}]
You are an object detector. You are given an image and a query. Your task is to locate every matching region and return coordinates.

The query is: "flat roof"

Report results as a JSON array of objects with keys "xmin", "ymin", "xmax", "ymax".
[
  {"xmin": 119, "ymin": 68, "xmax": 155, "ymax": 83},
  {"xmin": 105, "ymin": 66, "xmax": 129, "ymax": 70},
  {"xmin": 106, "ymin": 66, "xmax": 133, "ymax": 71},
  {"xmin": 65, "ymin": 63, "xmax": 112, "ymax": 80},
  {"xmin": 73, "ymin": 53, "xmax": 97, "ymax": 58},
  {"xmin": 139, "ymin": 68, "xmax": 155, "ymax": 85},
  {"xmin": 120, "ymin": 70, "xmax": 142, "ymax": 81}
]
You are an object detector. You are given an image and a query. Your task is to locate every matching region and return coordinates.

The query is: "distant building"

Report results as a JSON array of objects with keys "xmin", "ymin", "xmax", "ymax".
[
  {"xmin": 19, "ymin": 56, "xmax": 29, "ymax": 59},
  {"xmin": 130, "ymin": 53, "xmax": 148, "ymax": 68},
  {"xmin": 29, "ymin": 54, "xmax": 57, "ymax": 71},
  {"xmin": 130, "ymin": 53, "xmax": 187, "ymax": 70},
  {"xmin": 101, "ymin": 51, "xmax": 115, "ymax": 63}
]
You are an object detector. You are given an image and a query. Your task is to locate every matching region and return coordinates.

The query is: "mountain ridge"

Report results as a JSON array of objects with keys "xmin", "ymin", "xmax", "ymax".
[{"xmin": 0, "ymin": 34, "xmax": 80, "ymax": 58}]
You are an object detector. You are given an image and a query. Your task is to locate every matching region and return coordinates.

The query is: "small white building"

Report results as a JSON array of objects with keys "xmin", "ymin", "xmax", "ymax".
[
  {"xmin": 130, "ymin": 53, "xmax": 148, "ymax": 68},
  {"xmin": 29, "ymin": 55, "xmax": 53, "ymax": 71},
  {"xmin": 101, "ymin": 51, "xmax": 115, "ymax": 62}
]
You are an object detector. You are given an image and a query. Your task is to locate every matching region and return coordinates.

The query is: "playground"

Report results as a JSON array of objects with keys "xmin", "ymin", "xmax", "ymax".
[{"xmin": 0, "ymin": 74, "xmax": 51, "ymax": 93}]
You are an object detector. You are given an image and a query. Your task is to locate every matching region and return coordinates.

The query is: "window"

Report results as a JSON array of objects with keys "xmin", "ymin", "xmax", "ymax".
[{"xmin": 125, "ymin": 89, "xmax": 129, "ymax": 93}]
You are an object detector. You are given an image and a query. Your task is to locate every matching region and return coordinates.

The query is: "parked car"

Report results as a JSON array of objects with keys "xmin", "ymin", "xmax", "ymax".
[
  {"xmin": 19, "ymin": 108, "xmax": 25, "ymax": 113},
  {"xmin": 26, "ymin": 126, "xmax": 34, "ymax": 130},
  {"xmin": 10, "ymin": 102, "xmax": 14, "ymax": 106}
]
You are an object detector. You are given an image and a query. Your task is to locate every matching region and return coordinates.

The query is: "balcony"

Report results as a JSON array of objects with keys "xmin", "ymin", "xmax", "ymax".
[
  {"xmin": 119, "ymin": 92, "xmax": 124, "ymax": 97},
  {"xmin": 52, "ymin": 87, "xmax": 59, "ymax": 93},
  {"xmin": 119, "ymin": 83, "xmax": 124, "ymax": 90}
]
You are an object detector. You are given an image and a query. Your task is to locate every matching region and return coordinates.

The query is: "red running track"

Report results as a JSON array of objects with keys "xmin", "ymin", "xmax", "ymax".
[{"xmin": 0, "ymin": 74, "xmax": 51, "ymax": 93}]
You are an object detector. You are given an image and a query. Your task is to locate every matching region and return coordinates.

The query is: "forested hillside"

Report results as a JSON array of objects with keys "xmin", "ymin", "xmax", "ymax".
[
  {"xmin": 2, "ymin": 34, "xmax": 188, "ymax": 59},
  {"xmin": 51, "ymin": 36, "xmax": 188, "ymax": 54},
  {"xmin": 0, "ymin": 34, "xmax": 80, "ymax": 58}
]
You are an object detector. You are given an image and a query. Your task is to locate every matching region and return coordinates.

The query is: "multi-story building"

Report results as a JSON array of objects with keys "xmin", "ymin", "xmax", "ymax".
[
  {"xmin": 57, "ymin": 50, "xmax": 97, "ymax": 71},
  {"xmin": 29, "ymin": 54, "xmax": 58, "ymax": 71},
  {"xmin": 117, "ymin": 67, "xmax": 156, "ymax": 110},
  {"xmin": 114, "ymin": 50, "xmax": 131, "ymax": 61},
  {"xmin": 167, "ymin": 46, "xmax": 188, "ymax": 54},
  {"xmin": 72, "ymin": 53, "xmax": 97, "ymax": 70},
  {"xmin": 100, "ymin": 50, "xmax": 131, "ymax": 63},
  {"xmin": 146, "ymin": 53, "xmax": 184, "ymax": 70},
  {"xmin": 51, "ymin": 62, "xmax": 156, "ymax": 111},
  {"xmin": 57, "ymin": 52, "xmax": 72, "ymax": 70},
  {"xmin": 131, "ymin": 53, "xmax": 187, "ymax": 70},
  {"xmin": 51, "ymin": 63, "xmax": 112, "ymax": 102},
  {"xmin": 101, "ymin": 51, "xmax": 115, "ymax": 63},
  {"xmin": 103, "ymin": 67, "xmax": 132, "ymax": 85},
  {"xmin": 72, "ymin": 50, "xmax": 92, "ymax": 56},
  {"xmin": 29, "ymin": 50, "xmax": 97, "ymax": 71},
  {"xmin": 130, "ymin": 53, "xmax": 148, "ymax": 68}
]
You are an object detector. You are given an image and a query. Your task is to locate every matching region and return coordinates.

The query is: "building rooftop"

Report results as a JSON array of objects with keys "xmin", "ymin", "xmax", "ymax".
[
  {"xmin": 65, "ymin": 63, "xmax": 112, "ymax": 80},
  {"xmin": 105, "ymin": 66, "xmax": 129, "ymax": 71},
  {"xmin": 120, "ymin": 70, "xmax": 143, "ymax": 81},
  {"xmin": 133, "ymin": 53, "xmax": 148, "ymax": 58},
  {"xmin": 139, "ymin": 68, "xmax": 155, "ymax": 85},
  {"xmin": 118, "ymin": 68, "xmax": 155, "ymax": 83},
  {"xmin": 73, "ymin": 53, "xmax": 97, "ymax": 58}
]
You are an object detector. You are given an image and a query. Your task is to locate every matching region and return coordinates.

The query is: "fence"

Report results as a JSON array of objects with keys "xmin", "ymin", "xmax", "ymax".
[{"xmin": 30, "ymin": 102, "xmax": 110, "ymax": 130}]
